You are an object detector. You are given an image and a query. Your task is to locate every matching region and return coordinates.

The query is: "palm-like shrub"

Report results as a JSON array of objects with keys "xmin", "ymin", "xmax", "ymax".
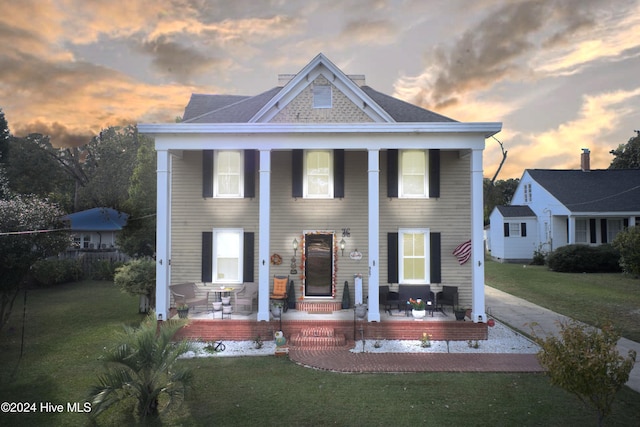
[{"xmin": 89, "ymin": 313, "xmax": 194, "ymax": 422}]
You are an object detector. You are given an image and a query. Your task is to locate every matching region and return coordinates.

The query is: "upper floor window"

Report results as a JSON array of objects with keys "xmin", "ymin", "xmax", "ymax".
[
  {"xmin": 524, "ymin": 183, "xmax": 532, "ymax": 203},
  {"xmin": 399, "ymin": 150, "xmax": 428, "ymax": 198},
  {"xmin": 399, "ymin": 228, "xmax": 430, "ymax": 284},
  {"xmin": 212, "ymin": 229, "xmax": 243, "ymax": 283},
  {"xmin": 215, "ymin": 150, "xmax": 243, "ymax": 198},
  {"xmin": 304, "ymin": 150, "xmax": 333, "ymax": 198},
  {"xmin": 313, "ymin": 85, "xmax": 332, "ymax": 108}
]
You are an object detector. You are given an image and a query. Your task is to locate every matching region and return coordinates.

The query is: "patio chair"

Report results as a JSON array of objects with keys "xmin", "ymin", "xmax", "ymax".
[
  {"xmin": 436, "ymin": 285, "xmax": 459, "ymax": 315},
  {"xmin": 270, "ymin": 275, "xmax": 289, "ymax": 312},
  {"xmin": 234, "ymin": 283, "xmax": 257, "ymax": 314},
  {"xmin": 379, "ymin": 285, "xmax": 401, "ymax": 314},
  {"xmin": 169, "ymin": 282, "xmax": 209, "ymax": 310}
]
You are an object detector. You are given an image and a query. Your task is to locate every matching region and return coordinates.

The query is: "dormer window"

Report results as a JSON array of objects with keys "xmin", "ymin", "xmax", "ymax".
[{"xmin": 313, "ymin": 85, "xmax": 332, "ymax": 108}]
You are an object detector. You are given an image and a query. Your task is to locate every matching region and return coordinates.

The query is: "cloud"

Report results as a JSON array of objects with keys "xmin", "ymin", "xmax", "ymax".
[
  {"xmin": 394, "ymin": 0, "xmax": 609, "ymax": 110},
  {"xmin": 338, "ymin": 19, "xmax": 398, "ymax": 45},
  {"xmin": 500, "ymin": 87, "xmax": 640, "ymax": 177}
]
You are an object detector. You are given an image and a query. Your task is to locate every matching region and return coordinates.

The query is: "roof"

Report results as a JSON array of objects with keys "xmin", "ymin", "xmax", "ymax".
[
  {"xmin": 62, "ymin": 208, "xmax": 129, "ymax": 231},
  {"xmin": 527, "ymin": 169, "xmax": 640, "ymax": 212},
  {"xmin": 182, "ymin": 54, "xmax": 455, "ymax": 124},
  {"xmin": 495, "ymin": 205, "xmax": 535, "ymax": 217}
]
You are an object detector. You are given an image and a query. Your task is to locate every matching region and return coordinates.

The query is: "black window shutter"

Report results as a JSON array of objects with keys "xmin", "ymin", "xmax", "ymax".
[
  {"xmin": 600, "ymin": 219, "xmax": 607, "ymax": 243},
  {"xmin": 624, "ymin": 218, "xmax": 629, "ymax": 229},
  {"xmin": 244, "ymin": 150, "xmax": 256, "ymax": 198},
  {"xmin": 430, "ymin": 232, "xmax": 441, "ymax": 283},
  {"xmin": 243, "ymin": 232, "xmax": 254, "ymax": 282},
  {"xmin": 429, "ymin": 149, "xmax": 440, "ymax": 198},
  {"xmin": 521, "ymin": 223, "xmax": 527, "ymax": 237},
  {"xmin": 292, "ymin": 150, "xmax": 303, "ymax": 198},
  {"xmin": 590, "ymin": 219, "xmax": 597, "ymax": 243},
  {"xmin": 387, "ymin": 149, "xmax": 398, "ymax": 198},
  {"xmin": 203, "ymin": 150, "xmax": 214, "ymax": 198},
  {"xmin": 202, "ymin": 231, "xmax": 213, "ymax": 282},
  {"xmin": 387, "ymin": 233, "xmax": 398, "ymax": 283},
  {"xmin": 334, "ymin": 149, "xmax": 345, "ymax": 198},
  {"xmin": 504, "ymin": 223, "xmax": 510, "ymax": 237}
]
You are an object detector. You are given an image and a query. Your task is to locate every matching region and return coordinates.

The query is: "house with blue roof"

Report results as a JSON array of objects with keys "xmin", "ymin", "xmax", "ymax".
[
  {"xmin": 62, "ymin": 207, "xmax": 128, "ymax": 250},
  {"xmin": 489, "ymin": 149, "xmax": 640, "ymax": 262}
]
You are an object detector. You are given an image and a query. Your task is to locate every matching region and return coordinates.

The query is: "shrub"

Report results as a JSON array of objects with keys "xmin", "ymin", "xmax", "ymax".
[
  {"xmin": 547, "ymin": 244, "xmax": 621, "ymax": 273},
  {"xmin": 30, "ymin": 258, "xmax": 83, "ymax": 286},
  {"xmin": 531, "ymin": 249, "xmax": 546, "ymax": 265},
  {"xmin": 613, "ymin": 226, "xmax": 640, "ymax": 277},
  {"xmin": 89, "ymin": 259, "xmax": 125, "ymax": 281},
  {"xmin": 114, "ymin": 259, "xmax": 155, "ymax": 311},
  {"xmin": 532, "ymin": 321, "xmax": 636, "ymax": 426}
]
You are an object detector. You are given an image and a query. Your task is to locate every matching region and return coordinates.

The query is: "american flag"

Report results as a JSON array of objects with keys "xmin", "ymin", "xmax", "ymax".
[{"xmin": 453, "ymin": 240, "xmax": 472, "ymax": 265}]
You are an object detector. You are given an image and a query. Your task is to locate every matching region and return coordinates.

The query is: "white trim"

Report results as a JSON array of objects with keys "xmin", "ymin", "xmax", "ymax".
[
  {"xmin": 155, "ymin": 150, "xmax": 171, "ymax": 320},
  {"xmin": 140, "ymin": 122, "xmax": 502, "ymax": 137},
  {"xmin": 471, "ymin": 148, "xmax": 486, "ymax": 323},
  {"xmin": 257, "ymin": 149, "xmax": 271, "ymax": 321},
  {"xmin": 368, "ymin": 149, "xmax": 380, "ymax": 322}
]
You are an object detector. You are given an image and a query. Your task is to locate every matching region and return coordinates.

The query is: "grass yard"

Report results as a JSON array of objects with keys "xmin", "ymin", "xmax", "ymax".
[
  {"xmin": 485, "ymin": 259, "xmax": 640, "ymax": 342},
  {"xmin": 0, "ymin": 280, "xmax": 639, "ymax": 426}
]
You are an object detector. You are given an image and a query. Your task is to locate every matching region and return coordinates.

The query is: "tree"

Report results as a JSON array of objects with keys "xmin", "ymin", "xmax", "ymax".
[
  {"xmin": 483, "ymin": 177, "xmax": 519, "ymax": 224},
  {"xmin": 533, "ymin": 321, "xmax": 637, "ymax": 427},
  {"xmin": 0, "ymin": 193, "xmax": 70, "ymax": 332},
  {"xmin": 609, "ymin": 132, "xmax": 640, "ymax": 169},
  {"xmin": 613, "ymin": 226, "xmax": 640, "ymax": 276},
  {"xmin": 1, "ymin": 133, "xmax": 75, "ymax": 210},
  {"xmin": 75, "ymin": 125, "xmax": 142, "ymax": 210},
  {"xmin": 89, "ymin": 313, "xmax": 194, "ymax": 422},
  {"xmin": 118, "ymin": 134, "xmax": 156, "ymax": 257}
]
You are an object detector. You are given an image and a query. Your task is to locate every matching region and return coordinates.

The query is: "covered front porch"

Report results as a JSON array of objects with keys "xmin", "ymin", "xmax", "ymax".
[{"xmin": 170, "ymin": 305, "xmax": 488, "ymax": 344}]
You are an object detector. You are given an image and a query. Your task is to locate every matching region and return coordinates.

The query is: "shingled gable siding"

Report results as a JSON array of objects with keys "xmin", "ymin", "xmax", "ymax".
[
  {"xmin": 270, "ymin": 75, "xmax": 374, "ymax": 123},
  {"xmin": 170, "ymin": 151, "xmax": 258, "ymax": 295},
  {"xmin": 380, "ymin": 150, "xmax": 473, "ymax": 306}
]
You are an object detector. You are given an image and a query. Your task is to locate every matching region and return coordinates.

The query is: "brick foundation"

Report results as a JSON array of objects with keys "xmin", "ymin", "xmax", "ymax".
[{"xmin": 171, "ymin": 319, "xmax": 488, "ymax": 344}]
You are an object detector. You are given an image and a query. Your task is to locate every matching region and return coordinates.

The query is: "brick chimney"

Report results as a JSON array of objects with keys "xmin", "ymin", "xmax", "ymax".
[{"xmin": 581, "ymin": 148, "xmax": 590, "ymax": 172}]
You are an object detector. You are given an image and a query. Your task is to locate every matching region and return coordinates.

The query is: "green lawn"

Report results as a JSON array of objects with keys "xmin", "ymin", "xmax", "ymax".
[
  {"xmin": 485, "ymin": 259, "xmax": 640, "ymax": 342},
  {"xmin": 0, "ymin": 280, "xmax": 639, "ymax": 426}
]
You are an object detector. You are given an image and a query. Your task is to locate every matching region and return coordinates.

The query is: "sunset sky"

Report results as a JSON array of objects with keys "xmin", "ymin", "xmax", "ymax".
[{"xmin": 2, "ymin": 0, "xmax": 639, "ymax": 179}]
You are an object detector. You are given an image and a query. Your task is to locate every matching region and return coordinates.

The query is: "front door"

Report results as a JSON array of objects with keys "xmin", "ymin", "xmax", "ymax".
[{"xmin": 304, "ymin": 232, "xmax": 333, "ymax": 297}]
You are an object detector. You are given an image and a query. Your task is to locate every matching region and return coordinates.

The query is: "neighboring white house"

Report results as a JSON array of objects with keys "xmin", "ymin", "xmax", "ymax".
[
  {"xmin": 488, "ymin": 205, "xmax": 537, "ymax": 263},
  {"xmin": 490, "ymin": 149, "xmax": 640, "ymax": 262},
  {"xmin": 139, "ymin": 53, "xmax": 502, "ymax": 324}
]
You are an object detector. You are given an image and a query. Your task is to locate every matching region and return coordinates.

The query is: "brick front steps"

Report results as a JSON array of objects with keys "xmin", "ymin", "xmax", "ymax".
[
  {"xmin": 172, "ymin": 319, "xmax": 488, "ymax": 344},
  {"xmin": 290, "ymin": 326, "xmax": 347, "ymax": 348},
  {"xmin": 295, "ymin": 301, "xmax": 343, "ymax": 312}
]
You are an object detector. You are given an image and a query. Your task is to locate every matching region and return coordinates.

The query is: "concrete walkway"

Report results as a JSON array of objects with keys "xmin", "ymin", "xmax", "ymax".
[{"xmin": 485, "ymin": 286, "xmax": 640, "ymax": 393}]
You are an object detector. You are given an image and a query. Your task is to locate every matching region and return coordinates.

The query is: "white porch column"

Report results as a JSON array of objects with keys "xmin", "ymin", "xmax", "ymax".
[
  {"xmin": 257, "ymin": 149, "xmax": 271, "ymax": 321},
  {"xmin": 367, "ymin": 149, "xmax": 381, "ymax": 322},
  {"xmin": 470, "ymin": 148, "xmax": 486, "ymax": 323},
  {"xmin": 155, "ymin": 149, "xmax": 171, "ymax": 321},
  {"xmin": 630, "ymin": 216, "xmax": 636, "ymax": 227},
  {"xmin": 567, "ymin": 216, "xmax": 576, "ymax": 244}
]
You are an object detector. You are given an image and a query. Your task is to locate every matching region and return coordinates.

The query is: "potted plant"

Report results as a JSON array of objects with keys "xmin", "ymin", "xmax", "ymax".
[
  {"xmin": 409, "ymin": 298, "xmax": 426, "ymax": 319},
  {"xmin": 177, "ymin": 304, "xmax": 190, "ymax": 319},
  {"xmin": 454, "ymin": 306, "xmax": 467, "ymax": 321},
  {"xmin": 271, "ymin": 301, "xmax": 283, "ymax": 319}
]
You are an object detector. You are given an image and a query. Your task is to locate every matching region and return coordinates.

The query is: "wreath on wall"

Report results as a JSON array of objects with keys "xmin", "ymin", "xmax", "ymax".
[{"xmin": 270, "ymin": 253, "xmax": 283, "ymax": 265}]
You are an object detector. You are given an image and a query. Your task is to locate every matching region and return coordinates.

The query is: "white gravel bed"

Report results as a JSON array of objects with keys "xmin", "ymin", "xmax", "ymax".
[
  {"xmin": 181, "ymin": 320, "xmax": 539, "ymax": 358},
  {"xmin": 350, "ymin": 320, "xmax": 540, "ymax": 354}
]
